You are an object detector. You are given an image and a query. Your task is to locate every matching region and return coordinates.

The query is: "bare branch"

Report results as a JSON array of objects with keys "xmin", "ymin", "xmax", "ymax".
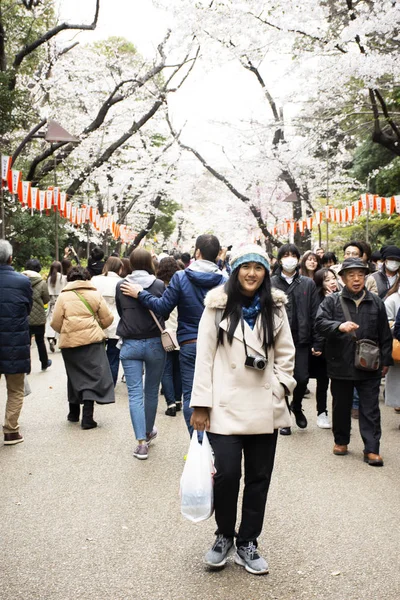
[
  {"xmin": 249, "ymin": 11, "xmax": 347, "ymax": 54},
  {"xmin": 65, "ymin": 98, "xmax": 164, "ymax": 198},
  {"xmin": 12, "ymin": 118, "xmax": 47, "ymax": 166},
  {"xmin": 13, "ymin": 0, "xmax": 100, "ymax": 71},
  {"xmin": 167, "ymin": 114, "xmax": 281, "ymax": 246}
]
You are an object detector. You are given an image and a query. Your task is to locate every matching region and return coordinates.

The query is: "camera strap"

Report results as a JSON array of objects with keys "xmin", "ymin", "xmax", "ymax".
[{"xmin": 240, "ymin": 315, "xmax": 251, "ymax": 359}]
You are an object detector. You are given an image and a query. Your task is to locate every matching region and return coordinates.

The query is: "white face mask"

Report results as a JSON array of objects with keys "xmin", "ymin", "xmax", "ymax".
[
  {"xmin": 281, "ymin": 257, "xmax": 298, "ymax": 273},
  {"xmin": 385, "ymin": 260, "xmax": 400, "ymax": 272}
]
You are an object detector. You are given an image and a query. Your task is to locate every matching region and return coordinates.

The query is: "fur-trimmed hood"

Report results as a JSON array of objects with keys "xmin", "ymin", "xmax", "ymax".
[{"xmin": 204, "ymin": 284, "xmax": 288, "ymax": 310}]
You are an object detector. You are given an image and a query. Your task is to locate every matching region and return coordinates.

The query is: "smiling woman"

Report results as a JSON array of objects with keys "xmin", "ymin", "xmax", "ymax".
[{"xmin": 189, "ymin": 243, "xmax": 296, "ymax": 575}]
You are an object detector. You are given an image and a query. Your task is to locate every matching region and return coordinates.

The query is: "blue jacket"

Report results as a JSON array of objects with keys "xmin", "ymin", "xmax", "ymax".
[
  {"xmin": 0, "ymin": 264, "xmax": 33, "ymax": 374},
  {"xmin": 137, "ymin": 264, "xmax": 226, "ymax": 343}
]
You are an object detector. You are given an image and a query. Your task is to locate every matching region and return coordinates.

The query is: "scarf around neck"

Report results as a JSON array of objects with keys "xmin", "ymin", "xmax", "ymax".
[{"xmin": 242, "ymin": 293, "xmax": 261, "ymax": 330}]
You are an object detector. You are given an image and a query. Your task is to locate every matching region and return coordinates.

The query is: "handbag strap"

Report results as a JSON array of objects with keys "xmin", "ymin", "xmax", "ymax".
[
  {"xmin": 72, "ymin": 290, "xmax": 102, "ymax": 328},
  {"xmin": 148, "ymin": 309, "xmax": 164, "ymax": 333},
  {"xmin": 339, "ymin": 294, "xmax": 357, "ymax": 341}
]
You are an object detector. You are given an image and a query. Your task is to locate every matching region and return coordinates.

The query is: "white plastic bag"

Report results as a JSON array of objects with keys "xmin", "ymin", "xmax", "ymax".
[{"xmin": 180, "ymin": 431, "xmax": 215, "ymax": 523}]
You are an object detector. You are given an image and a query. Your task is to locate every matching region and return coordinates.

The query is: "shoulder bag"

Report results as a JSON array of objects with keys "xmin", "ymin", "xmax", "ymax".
[
  {"xmin": 148, "ymin": 310, "xmax": 179, "ymax": 352},
  {"xmin": 72, "ymin": 290, "xmax": 103, "ymax": 330},
  {"xmin": 339, "ymin": 295, "xmax": 380, "ymax": 372}
]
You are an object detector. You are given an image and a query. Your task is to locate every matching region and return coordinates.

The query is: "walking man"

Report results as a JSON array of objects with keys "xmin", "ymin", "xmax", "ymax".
[
  {"xmin": 0, "ymin": 240, "xmax": 33, "ymax": 445},
  {"xmin": 315, "ymin": 258, "xmax": 393, "ymax": 466},
  {"xmin": 120, "ymin": 235, "xmax": 226, "ymax": 435}
]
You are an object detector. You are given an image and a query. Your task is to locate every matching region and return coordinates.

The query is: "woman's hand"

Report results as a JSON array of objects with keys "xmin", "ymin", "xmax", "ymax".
[
  {"xmin": 190, "ymin": 407, "xmax": 210, "ymax": 431},
  {"xmin": 120, "ymin": 282, "xmax": 143, "ymax": 298}
]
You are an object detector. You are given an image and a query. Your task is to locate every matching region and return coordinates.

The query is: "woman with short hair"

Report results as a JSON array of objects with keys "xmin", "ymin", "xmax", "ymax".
[{"xmin": 51, "ymin": 266, "xmax": 114, "ymax": 429}]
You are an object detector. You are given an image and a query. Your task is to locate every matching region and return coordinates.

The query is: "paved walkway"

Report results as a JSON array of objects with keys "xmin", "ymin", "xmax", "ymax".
[{"xmin": 1, "ymin": 350, "xmax": 399, "ymax": 600}]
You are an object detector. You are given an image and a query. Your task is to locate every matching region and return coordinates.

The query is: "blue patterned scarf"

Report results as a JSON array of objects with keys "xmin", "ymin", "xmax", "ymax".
[{"xmin": 242, "ymin": 294, "xmax": 261, "ymax": 330}]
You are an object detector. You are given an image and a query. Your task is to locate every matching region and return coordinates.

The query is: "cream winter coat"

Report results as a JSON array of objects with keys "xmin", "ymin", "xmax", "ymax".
[
  {"xmin": 91, "ymin": 272, "xmax": 120, "ymax": 338},
  {"xmin": 190, "ymin": 286, "xmax": 296, "ymax": 435},
  {"xmin": 51, "ymin": 280, "xmax": 113, "ymax": 348}
]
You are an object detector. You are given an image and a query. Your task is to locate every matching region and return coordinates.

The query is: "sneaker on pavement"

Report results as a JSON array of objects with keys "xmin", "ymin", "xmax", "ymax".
[
  {"xmin": 175, "ymin": 401, "xmax": 182, "ymax": 412},
  {"xmin": 146, "ymin": 427, "xmax": 158, "ymax": 446},
  {"xmin": 49, "ymin": 339, "xmax": 55, "ymax": 353},
  {"xmin": 4, "ymin": 432, "xmax": 24, "ymax": 445},
  {"xmin": 41, "ymin": 359, "xmax": 52, "ymax": 371},
  {"xmin": 317, "ymin": 412, "xmax": 331, "ymax": 429},
  {"xmin": 133, "ymin": 444, "xmax": 148, "ymax": 460},
  {"xmin": 204, "ymin": 535, "xmax": 234, "ymax": 568},
  {"xmin": 235, "ymin": 542, "xmax": 269, "ymax": 575}
]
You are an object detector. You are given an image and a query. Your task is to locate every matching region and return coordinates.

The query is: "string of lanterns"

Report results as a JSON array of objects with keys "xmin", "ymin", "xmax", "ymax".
[{"xmin": 1, "ymin": 155, "xmax": 137, "ymax": 244}]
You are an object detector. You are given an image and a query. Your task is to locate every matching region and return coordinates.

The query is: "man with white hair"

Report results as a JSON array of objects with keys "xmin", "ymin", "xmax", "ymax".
[{"xmin": 0, "ymin": 240, "xmax": 32, "ymax": 445}]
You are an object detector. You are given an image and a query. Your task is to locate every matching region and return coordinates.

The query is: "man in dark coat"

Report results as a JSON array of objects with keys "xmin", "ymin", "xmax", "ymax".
[
  {"xmin": 315, "ymin": 258, "xmax": 393, "ymax": 466},
  {"xmin": 271, "ymin": 243, "xmax": 320, "ymax": 435},
  {"xmin": 120, "ymin": 234, "xmax": 226, "ymax": 435},
  {"xmin": 0, "ymin": 240, "xmax": 32, "ymax": 445}
]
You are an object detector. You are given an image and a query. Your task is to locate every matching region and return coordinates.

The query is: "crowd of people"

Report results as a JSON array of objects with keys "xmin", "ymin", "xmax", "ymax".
[{"xmin": 1, "ymin": 234, "xmax": 399, "ymax": 576}]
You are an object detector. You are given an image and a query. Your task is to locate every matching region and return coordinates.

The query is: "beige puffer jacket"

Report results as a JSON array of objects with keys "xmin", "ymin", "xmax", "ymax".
[{"xmin": 51, "ymin": 280, "xmax": 113, "ymax": 348}]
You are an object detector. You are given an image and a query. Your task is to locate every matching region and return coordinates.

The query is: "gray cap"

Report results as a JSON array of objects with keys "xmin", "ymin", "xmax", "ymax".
[{"xmin": 338, "ymin": 257, "xmax": 370, "ymax": 276}]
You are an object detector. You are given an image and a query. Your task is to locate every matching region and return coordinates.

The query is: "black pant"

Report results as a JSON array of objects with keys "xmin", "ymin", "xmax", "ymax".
[
  {"xmin": 316, "ymin": 372, "xmax": 329, "ymax": 415},
  {"xmin": 291, "ymin": 346, "xmax": 310, "ymax": 412},
  {"xmin": 330, "ymin": 378, "xmax": 381, "ymax": 454},
  {"xmin": 29, "ymin": 324, "xmax": 49, "ymax": 369},
  {"xmin": 207, "ymin": 431, "xmax": 278, "ymax": 546}
]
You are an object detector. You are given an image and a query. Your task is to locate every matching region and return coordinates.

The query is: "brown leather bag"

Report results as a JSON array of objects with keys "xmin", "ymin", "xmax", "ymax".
[{"xmin": 339, "ymin": 295, "xmax": 380, "ymax": 372}]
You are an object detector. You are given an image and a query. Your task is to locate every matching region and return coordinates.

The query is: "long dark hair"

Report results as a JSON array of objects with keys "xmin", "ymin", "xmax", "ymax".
[
  {"xmin": 218, "ymin": 267, "xmax": 276, "ymax": 350},
  {"xmin": 300, "ymin": 251, "xmax": 321, "ymax": 279},
  {"xmin": 48, "ymin": 261, "xmax": 62, "ymax": 286}
]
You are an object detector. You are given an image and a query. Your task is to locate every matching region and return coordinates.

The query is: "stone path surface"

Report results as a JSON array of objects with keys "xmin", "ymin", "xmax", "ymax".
[{"xmin": 1, "ymin": 350, "xmax": 399, "ymax": 600}]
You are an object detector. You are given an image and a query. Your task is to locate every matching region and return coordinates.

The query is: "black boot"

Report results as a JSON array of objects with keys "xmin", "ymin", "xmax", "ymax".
[
  {"xmin": 81, "ymin": 401, "xmax": 97, "ymax": 430},
  {"xmin": 67, "ymin": 403, "xmax": 80, "ymax": 422}
]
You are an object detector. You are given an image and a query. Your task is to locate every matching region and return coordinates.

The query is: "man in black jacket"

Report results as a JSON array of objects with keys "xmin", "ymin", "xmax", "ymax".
[
  {"xmin": 271, "ymin": 244, "xmax": 319, "ymax": 435},
  {"xmin": 0, "ymin": 240, "xmax": 32, "ymax": 445},
  {"xmin": 315, "ymin": 258, "xmax": 393, "ymax": 466}
]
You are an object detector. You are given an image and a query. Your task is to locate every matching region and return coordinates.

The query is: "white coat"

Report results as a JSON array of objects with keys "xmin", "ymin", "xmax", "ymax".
[
  {"xmin": 190, "ymin": 285, "xmax": 296, "ymax": 435},
  {"xmin": 91, "ymin": 272, "xmax": 121, "ymax": 339}
]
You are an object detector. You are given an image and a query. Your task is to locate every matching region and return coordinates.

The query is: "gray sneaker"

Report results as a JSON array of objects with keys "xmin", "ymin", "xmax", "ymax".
[
  {"xmin": 146, "ymin": 427, "xmax": 158, "ymax": 446},
  {"xmin": 133, "ymin": 444, "xmax": 148, "ymax": 460},
  {"xmin": 204, "ymin": 535, "xmax": 234, "ymax": 568},
  {"xmin": 235, "ymin": 542, "xmax": 269, "ymax": 575}
]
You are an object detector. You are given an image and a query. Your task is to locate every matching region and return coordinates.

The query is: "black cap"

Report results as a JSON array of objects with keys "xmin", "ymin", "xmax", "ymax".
[
  {"xmin": 381, "ymin": 245, "xmax": 400, "ymax": 260},
  {"xmin": 338, "ymin": 258, "xmax": 370, "ymax": 276}
]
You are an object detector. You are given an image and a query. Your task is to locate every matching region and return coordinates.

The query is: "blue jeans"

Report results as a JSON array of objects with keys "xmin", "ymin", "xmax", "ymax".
[
  {"xmin": 120, "ymin": 338, "xmax": 166, "ymax": 441},
  {"xmin": 179, "ymin": 342, "xmax": 203, "ymax": 442},
  {"xmin": 162, "ymin": 350, "xmax": 182, "ymax": 406},
  {"xmin": 106, "ymin": 339, "xmax": 120, "ymax": 387}
]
